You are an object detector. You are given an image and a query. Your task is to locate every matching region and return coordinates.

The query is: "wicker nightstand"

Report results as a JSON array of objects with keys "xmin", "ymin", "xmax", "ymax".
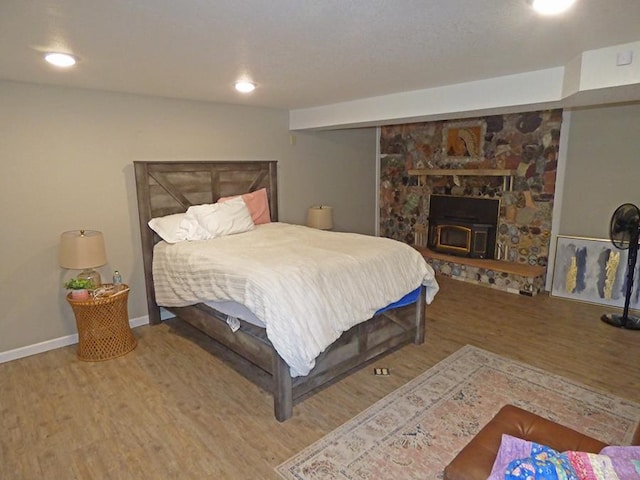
[{"xmin": 66, "ymin": 284, "xmax": 137, "ymax": 361}]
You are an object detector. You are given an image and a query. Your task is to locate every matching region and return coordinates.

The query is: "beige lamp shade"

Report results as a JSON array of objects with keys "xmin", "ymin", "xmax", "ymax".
[
  {"xmin": 306, "ymin": 206, "xmax": 333, "ymax": 230},
  {"xmin": 59, "ymin": 230, "xmax": 107, "ymax": 269}
]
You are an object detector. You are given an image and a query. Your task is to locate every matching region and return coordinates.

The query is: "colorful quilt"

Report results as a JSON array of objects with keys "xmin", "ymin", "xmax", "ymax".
[{"xmin": 489, "ymin": 434, "xmax": 640, "ymax": 480}]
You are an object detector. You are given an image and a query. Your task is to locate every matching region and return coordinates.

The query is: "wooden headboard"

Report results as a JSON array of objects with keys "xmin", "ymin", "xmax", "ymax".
[{"xmin": 133, "ymin": 160, "xmax": 278, "ymax": 324}]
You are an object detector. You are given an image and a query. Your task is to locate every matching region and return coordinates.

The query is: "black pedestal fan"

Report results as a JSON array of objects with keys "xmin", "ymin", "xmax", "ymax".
[{"xmin": 601, "ymin": 203, "xmax": 640, "ymax": 330}]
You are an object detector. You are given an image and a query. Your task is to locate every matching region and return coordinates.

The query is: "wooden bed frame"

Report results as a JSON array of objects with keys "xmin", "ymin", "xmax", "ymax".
[{"xmin": 133, "ymin": 160, "xmax": 427, "ymax": 421}]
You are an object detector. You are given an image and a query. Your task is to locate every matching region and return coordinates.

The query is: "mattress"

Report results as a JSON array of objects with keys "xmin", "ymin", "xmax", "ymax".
[
  {"xmin": 206, "ymin": 286, "xmax": 423, "ymax": 329},
  {"xmin": 153, "ymin": 222, "xmax": 439, "ymax": 376}
]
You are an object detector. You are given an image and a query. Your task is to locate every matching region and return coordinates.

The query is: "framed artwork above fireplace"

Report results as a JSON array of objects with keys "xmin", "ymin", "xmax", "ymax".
[{"xmin": 443, "ymin": 120, "xmax": 486, "ymax": 159}]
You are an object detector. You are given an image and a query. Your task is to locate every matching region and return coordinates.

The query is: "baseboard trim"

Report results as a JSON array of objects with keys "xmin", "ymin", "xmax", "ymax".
[{"xmin": 0, "ymin": 315, "xmax": 150, "ymax": 364}]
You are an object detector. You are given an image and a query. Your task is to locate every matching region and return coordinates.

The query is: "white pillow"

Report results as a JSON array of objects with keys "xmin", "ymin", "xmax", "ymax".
[
  {"xmin": 175, "ymin": 215, "xmax": 212, "ymax": 241},
  {"xmin": 183, "ymin": 196, "xmax": 255, "ymax": 239},
  {"xmin": 148, "ymin": 213, "xmax": 187, "ymax": 243}
]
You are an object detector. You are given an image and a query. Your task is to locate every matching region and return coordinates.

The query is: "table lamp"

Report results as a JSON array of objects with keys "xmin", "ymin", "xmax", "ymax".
[
  {"xmin": 307, "ymin": 205, "xmax": 333, "ymax": 230},
  {"xmin": 59, "ymin": 230, "xmax": 107, "ymax": 288}
]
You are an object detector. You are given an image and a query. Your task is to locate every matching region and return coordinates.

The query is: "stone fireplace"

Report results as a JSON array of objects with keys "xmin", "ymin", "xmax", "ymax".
[
  {"xmin": 379, "ymin": 109, "xmax": 562, "ymax": 295},
  {"xmin": 427, "ymin": 195, "xmax": 499, "ymax": 259}
]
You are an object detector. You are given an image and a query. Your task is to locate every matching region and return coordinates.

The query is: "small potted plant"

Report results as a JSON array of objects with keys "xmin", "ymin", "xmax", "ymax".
[{"xmin": 64, "ymin": 278, "xmax": 94, "ymax": 300}]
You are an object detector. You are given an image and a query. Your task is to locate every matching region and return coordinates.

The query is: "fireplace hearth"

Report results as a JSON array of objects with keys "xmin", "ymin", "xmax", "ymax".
[{"xmin": 427, "ymin": 195, "xmax": 499, "ymax": 259}]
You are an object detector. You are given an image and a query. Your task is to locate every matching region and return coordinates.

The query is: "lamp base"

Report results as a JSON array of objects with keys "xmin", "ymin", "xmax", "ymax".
[
  {"xmin": 77, "ymin": 269, "xmax": 102, "ymax": 289},
  {"xmin": 601, "ymin": 313, "xmax": 640, "ymax": 330}
]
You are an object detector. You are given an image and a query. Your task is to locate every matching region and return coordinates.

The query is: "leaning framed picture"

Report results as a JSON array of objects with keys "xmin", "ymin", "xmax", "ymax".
[
  {"xmin": 551, "ymin": 235, "xmax": 640, "ymax": 311},
  {"xmin": 443, "ymin": 120, "xmax": 485, "ymax": 159}
]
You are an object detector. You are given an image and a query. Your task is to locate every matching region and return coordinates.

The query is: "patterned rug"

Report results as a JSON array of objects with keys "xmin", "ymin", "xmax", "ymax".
[{"xmin": 276, "ymin": 345, "xmax": 640, "ymax": 479}]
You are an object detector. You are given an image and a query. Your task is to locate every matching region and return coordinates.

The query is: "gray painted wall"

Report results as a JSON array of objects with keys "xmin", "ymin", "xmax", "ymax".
[
  {"xmin": 2, "ymin": 77, "xmax": 637, "ymax": 356},
  {"xmin": 0, "ymin": 80, "xmax": 376, "ymax": 354},
  {"xmin": 560, "ymin": 102, "xmax": 640, "ymax": 238}
]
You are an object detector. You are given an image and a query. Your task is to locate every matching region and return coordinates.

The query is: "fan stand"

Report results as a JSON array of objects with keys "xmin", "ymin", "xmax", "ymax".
[
  {"xmin": 601, "ymin": 313, "xmax": 640, "ymax": 329},
  {"xmin": 601, "ymin": 225, "xmax": 640, "ymax": 330}
]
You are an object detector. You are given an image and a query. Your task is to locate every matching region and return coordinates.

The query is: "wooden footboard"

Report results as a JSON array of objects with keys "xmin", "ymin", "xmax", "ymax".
[{"xmin": 167, "ymin": 285, "xmax": 427, "ymax": 421}]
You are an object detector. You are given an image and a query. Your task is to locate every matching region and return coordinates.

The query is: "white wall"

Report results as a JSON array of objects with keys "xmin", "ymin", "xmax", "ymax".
[
  {"xmin": 290, "ymin": 41, "xmax": 640, "ymax": 130},
  {"xmin": 0, "ymin": 80, "xmax": 376, "ymax": 355}
]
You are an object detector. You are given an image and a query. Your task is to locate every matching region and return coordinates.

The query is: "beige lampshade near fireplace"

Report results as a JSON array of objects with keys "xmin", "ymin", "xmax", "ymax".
[
  {"xmin": 59, "ymin": 230, "xmax": 107, "ymax": 287},
  {"xmin": 307, "ymin": 206, "xmax": 333, "ymax": 230}
]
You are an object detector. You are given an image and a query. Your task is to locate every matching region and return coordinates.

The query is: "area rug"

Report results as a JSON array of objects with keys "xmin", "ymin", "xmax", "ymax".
[{"xmin": 276, "ymin": 345, "xmax": 640, "ymax": 479}]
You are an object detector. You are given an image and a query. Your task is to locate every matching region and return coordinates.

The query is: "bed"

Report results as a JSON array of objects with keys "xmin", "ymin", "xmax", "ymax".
[{"xmin": 133, "ymin": 160, "xmax": 438, "ymax": 421}]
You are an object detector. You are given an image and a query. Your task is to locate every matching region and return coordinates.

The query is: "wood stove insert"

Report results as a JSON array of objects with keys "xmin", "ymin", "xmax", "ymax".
[{"xmin": 427, "ymin": 195, "xmax": 499, "ymax": 259}]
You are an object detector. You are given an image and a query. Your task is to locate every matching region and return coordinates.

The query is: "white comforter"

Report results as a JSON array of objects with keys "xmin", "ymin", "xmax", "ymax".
[{"xmin": 153, "ymin": 223, "xmax": 439, "ymax": 377}]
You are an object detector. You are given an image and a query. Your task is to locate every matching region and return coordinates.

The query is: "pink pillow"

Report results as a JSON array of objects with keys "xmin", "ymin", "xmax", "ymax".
[{"xmin": 218, "ymin": 188, "xmax": 271, "ymax": 225}]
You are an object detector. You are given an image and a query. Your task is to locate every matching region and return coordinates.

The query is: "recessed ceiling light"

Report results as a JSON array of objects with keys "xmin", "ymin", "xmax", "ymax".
[
  {"xmin": 529, "ymin": 0, "xmax": 577, "ymax": 15},
  {"xmin": 235, "ymin": 81, "xmax": 256, "ymax": 93},
  {"xmin": 44, "ymin": 52, "xmax": 77, "ymax": 67}
]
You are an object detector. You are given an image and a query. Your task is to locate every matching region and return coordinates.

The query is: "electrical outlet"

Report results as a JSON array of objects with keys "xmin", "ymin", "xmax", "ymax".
[{"xmin": 616, "ymin": 50, "xmax": 633, "ymax": 66}]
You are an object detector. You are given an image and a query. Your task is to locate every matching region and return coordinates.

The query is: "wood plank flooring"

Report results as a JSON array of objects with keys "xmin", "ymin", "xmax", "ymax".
[{"xmin": 2, "ymin": 276, "xmax": 639, "ymax": 479}]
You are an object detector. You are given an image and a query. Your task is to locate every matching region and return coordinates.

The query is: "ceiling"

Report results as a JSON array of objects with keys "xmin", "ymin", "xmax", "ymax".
[{"xmin": 1, "ymin": 0, "xmax": 639, "ymax": 114}]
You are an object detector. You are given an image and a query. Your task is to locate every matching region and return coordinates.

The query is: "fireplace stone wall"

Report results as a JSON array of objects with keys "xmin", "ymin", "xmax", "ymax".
[{"xmin": 379, "ymin": 109, "xmax": 562, "ymax": 289}]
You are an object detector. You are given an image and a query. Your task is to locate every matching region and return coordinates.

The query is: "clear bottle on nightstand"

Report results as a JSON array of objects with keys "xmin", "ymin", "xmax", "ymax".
[{"xmin": 112, "ymin": 270, "xmax": 124, "ymax": 292}]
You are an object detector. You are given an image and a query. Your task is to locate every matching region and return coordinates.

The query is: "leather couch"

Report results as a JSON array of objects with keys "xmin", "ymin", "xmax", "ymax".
[{"xmin": 444, "ymin": 404, "xmax": 640, "ymax": 480}]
